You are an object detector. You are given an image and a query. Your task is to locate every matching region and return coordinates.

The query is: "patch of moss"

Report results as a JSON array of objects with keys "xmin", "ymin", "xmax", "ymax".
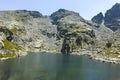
[
  {"xmin": 103, "ymin": 48, "xmax": 119, "ymax": 58},
  {"xmin": 9, "ymin": 26, "xmax": 18, "ymax": 33},
  {"xmin": 0, "ymin": 53, "xmax": 16, "ymax": 58},
  {"xmin": 26, "ymin": 50, "xmax": 32, "ymax": 53},
  {"xmin": 3, "ymin": 39, "xmax": 21, "ymax": 51},
  {"xmin": 111, "ymin": 53, "xmax": 119, "ymax": 58},
  {"xmin": 75, "ymin": 29, "xmax": 87, "ymax": 33},
  {"xmin": 0, "ymin": 54, "xmax": 3, "ymax": 58}
]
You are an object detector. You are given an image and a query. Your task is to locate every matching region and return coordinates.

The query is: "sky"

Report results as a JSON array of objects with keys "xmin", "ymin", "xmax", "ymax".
[{"xmin": 0, "ymin": 0, "xmax": 120, "ymax": 20}]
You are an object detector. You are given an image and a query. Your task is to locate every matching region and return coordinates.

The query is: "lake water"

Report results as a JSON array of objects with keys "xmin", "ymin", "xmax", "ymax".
[{"xmin": 0, "ymin": 53, "xmax": 120, "ymax": 80}]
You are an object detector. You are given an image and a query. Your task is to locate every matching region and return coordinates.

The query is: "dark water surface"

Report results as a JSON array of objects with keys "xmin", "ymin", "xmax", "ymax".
[{"xmin": 0, "ymin": 53, "xmax": 120, "ymax": 80}]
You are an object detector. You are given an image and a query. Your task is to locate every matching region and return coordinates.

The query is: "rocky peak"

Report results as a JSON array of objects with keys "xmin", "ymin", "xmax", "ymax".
[
  {"xmin": 50, "ymin": 9, "xmax": 84, "ymax": 25},
  {"xmin": 111, "ymin": 3, "xmax": 120, "ymax": 10},
  {"xmin": 104, "ymin": 3, "xmax": 120, "ymax": 31},
  {"xmin": 91, "ymin": 12, "xmax": 104, "ymax": 25},
  {"xmin": 55, "ymin": 9, "xmax": 68, "ymax": 13},
  {"xmin": 50, "ymin": 9, "xmax": 80, "ymax": 19}
]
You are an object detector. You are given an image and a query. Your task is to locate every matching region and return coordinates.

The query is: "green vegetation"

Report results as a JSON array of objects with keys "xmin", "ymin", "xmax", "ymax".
[
  {"xmin": 103, "ymin": 48, "xmax": 119, "ymax": 58},
  {"xmin": 9, "ymin": 24, "xmax": 18, "ymax": 33},
  {"xmin": 0, "ymin": 39, "xmax": 25, "ymax": 58},
  {"xmin": 0, "ymin": 53, "xmax": 16, "ymax": 58},
  {"xmin": 3, "ymin": 39, "xmax": 21, "ymax": 51}
]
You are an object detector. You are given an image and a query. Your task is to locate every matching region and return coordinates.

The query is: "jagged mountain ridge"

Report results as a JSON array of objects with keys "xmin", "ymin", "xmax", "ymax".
[
  {"xmin": 92, "ymin": 3, "xmax": 120, "ymax": 31},
  {"xmin": 0, "ymin": 4, "xmax": 120, "ymax": 59},
  {"xmin": 0, "ymin": 9, "xmax": 98, "ymax": 57}
]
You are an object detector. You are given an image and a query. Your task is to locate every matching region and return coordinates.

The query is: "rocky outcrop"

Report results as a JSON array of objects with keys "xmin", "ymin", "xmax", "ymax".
[
  {"xmin": 0, "ymin": 27, "xmax": 13, "ymax": 41},
  {"xmin": 92, "ymin": 12, "xmax": 104, "ymax": 25},
  {"xmin": 0, "ymin": 26, "xmax": 25, "ymax": 58}
]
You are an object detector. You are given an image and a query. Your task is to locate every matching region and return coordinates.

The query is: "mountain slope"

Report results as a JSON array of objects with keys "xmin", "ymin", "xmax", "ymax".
[
  {"xmin": 0, "ymin": 9, "xmax": 97, "ymax": 57},
  {"xmin": 0, "ymin": 10, "xmax": 58, "ymax": 58}
]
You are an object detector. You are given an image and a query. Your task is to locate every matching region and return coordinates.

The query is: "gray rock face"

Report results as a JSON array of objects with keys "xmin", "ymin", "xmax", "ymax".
[
  {"xmin": 104, "ymin": 3, "xmax": 120, "ymax": 31},
  {"xmin": 92, "ymin": 12, "xmax": 104, "ymax": 25}
]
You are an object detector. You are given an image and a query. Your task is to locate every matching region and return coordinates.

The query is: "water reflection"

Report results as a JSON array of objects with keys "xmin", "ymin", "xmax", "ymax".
[
  {"xmin": 53, "ymin": 54, "xmax": 79, "ymax": 80},
  {"xmin": 0, "ymin": 53, "xmax": 120, "ymax": 80}
]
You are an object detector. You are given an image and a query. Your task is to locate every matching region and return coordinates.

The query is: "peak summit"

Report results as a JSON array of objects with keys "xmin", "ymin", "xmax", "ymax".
[
  {"xmin": 104, "ymin": 3, "xmax": 120, "ymax": 31},
  {"xmin": 112, "ymin": 3, "xmax": 120, "ymax": 9},
  {"xmin": 91, "ymin": 12, "xmax": 104, "ymax": 24},
  {"xmin": 50, "ymin": 9, "xmax": 83, "ymax": 25}
]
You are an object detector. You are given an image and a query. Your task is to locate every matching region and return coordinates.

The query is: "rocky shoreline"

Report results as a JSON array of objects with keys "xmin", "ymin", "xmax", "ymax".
[
  {"xmin": 0, "ymin": 51, "xmax": 28, "ymax": 60},
  {"xmin": 72, "ymin": 50, "xmax": 120, "ymax": 64},
  {"xmin": 0, "ymin": 50, "xmax": 120, "ymax": 65}
]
